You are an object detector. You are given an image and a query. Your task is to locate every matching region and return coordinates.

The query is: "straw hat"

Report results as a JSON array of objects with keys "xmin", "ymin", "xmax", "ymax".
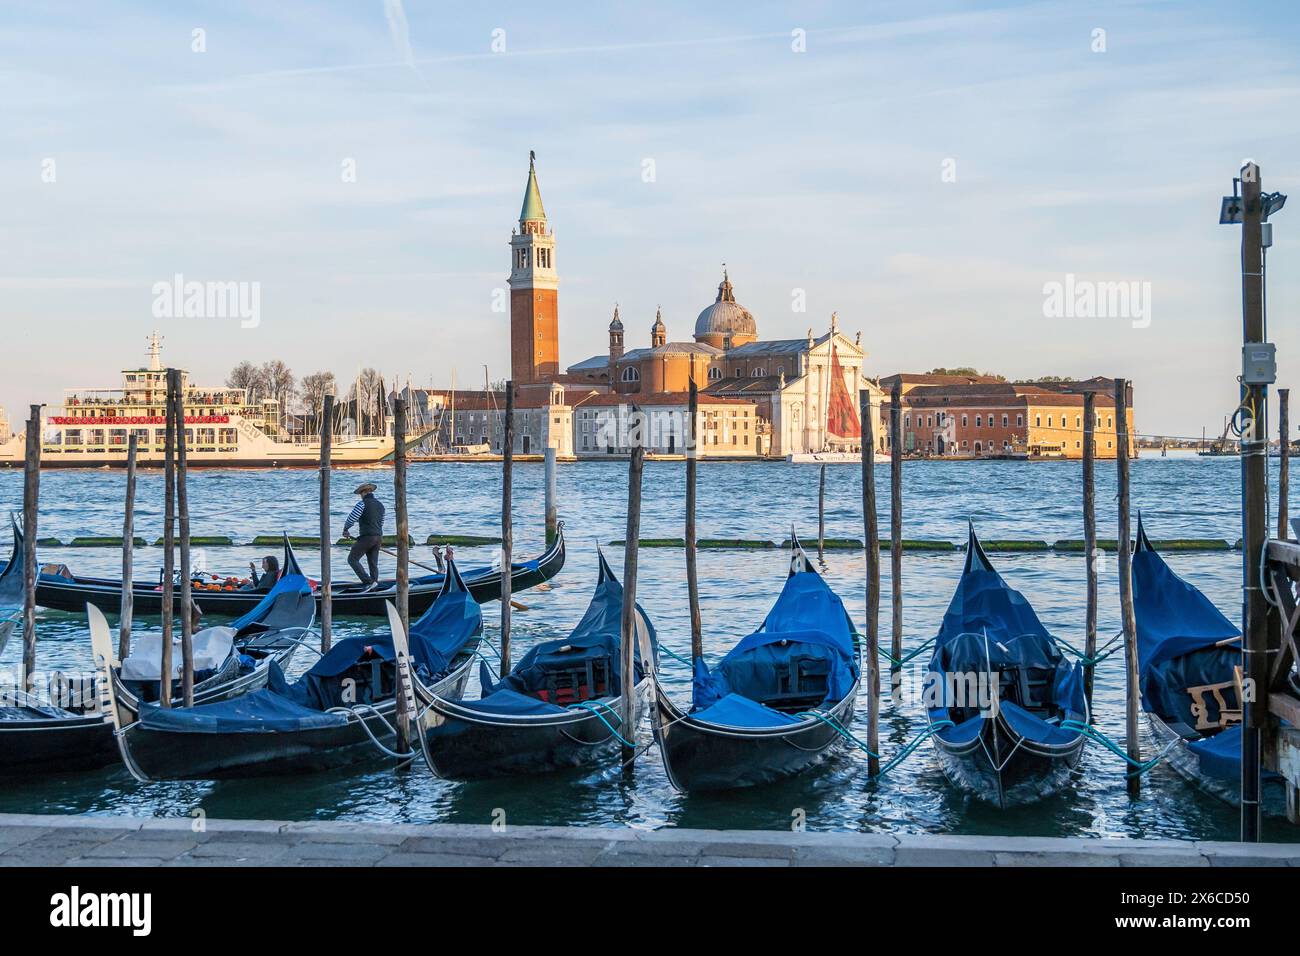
[{"xmin": 354, "ymin": 482, "xmax": 377, "ymax": 495}]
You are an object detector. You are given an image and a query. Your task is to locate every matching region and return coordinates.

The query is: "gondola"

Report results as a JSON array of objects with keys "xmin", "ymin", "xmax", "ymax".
[
  {"xmin": 1133, "ymin": 517, "xmax": 1284, "ymax": 812},
  {"xmin": 410, "ymin": 549, "xmax": 657, "ymax": 779},
  {"xmin": 105, "ymin": 559, "xmax": 481, "ymax": 780},
  {"xmin": 0, "ymin": 516, "xmax": 24, "ymax": 654},
  {"xmin": 0, "ymin": 556, "xmax": 315, "ymax": 775},
  {"xmin": 20, "ymin": 524, "xmax": 566, "ymax": 618},
  {"xmin": 925, "ymin": 524, "xmax": 1087, "ymax": 807},
  {"xmin": 652, "ymin": 534, "xmax": 860, "ymax": 792}
]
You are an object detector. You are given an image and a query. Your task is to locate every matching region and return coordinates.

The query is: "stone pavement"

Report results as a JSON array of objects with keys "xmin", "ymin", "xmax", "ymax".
[{"xmin": 0, "ymin": 813, "xmax": 1297, "ymax": 866}]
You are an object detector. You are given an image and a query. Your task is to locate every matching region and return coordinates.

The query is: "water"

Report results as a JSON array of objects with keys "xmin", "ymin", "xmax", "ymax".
[{"xmin": 2, "ymin": 454, "xmax": 1297, "ymax": 841}]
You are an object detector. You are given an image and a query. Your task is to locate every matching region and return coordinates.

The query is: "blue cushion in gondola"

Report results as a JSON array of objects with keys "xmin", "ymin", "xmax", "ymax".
[{"xmin": 691, "ymin": 693, "xmax": 801, "ymax": 729}]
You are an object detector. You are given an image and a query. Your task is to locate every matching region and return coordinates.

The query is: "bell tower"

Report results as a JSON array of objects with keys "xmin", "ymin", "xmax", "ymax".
[{"xmin": 509, "ymin": 151, "xmax": 559, "ymax": 385}]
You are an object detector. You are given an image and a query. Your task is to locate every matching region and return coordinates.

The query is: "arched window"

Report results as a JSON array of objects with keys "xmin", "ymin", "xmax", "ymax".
[
  {"xmin": 707, "ymin": 367, "xmax": 721, "ymax": 381},
  {"xmin": 974, "ymin": 441, "xmax": 982, "ymax": 452},
  {"xmin": 620, "ymin": 366, "xmax": 640, "ymax": 383},
  {"xmin": 776, "ymin": 365, "xmax": 784, "ymax": 377},
  {"xmin": 751, "ymin": 367, "xmax": 766, "ymax": 377}
]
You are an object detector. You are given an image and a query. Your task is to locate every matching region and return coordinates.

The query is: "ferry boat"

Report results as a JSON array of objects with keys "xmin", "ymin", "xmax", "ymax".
[{"xmin": 0, "ymin": 335, "xmax": 394, "ymax": 468}]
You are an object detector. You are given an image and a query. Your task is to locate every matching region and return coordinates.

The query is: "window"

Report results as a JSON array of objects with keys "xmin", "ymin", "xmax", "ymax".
[
  {"xmin": 1075, "ymin": 415, "xmax": 1081, "ymax": 428},
  {"xmin": 904, "ymin": 415, "xmax": 911, "ymax": 428},
  {"xmin": 708, "ymin": 367, "xmax": 721, "ymax": 381},
  {"xmin": 776, "ymin": 366, "xmax": 784, "ymax": 377},
  {"xmin": 735, "ymin": 368, "xmax": 741, "ymax": 377},
  {"xmin": 1035, "ymin": 415, "xmax": 1041, "ymax": 427},
  {"xmin": 961, "ymin": 440, "xmax": 968, "ymax": 449},
  {"xmin": 974, "ymin": 441, "xmax": 982, "ymax": 452},
  {"xmin": 976, "ymin": 415, "xmax": 982, "ymax": 427},
  {"xmin": 962, "ymin": 414, "xmax": 968, "ymax": 427},
  {"xmin": 1107, "ymin": 416, "xmax": 1113, "ymax": 428},
  {"xmin": 751, "ymin": 368, "xmax": 765, "ymax": 377},
  {"xmin": 1001, "ymin": 414, "xmax": 1009, "ymax": 427},
  {"xmin": 620, "ymin": 366, "xmax": 640, "ymax": 383},
  {"xmin": 1016, "ymin": 414, "xmax": 1023, "ymax": 427}
]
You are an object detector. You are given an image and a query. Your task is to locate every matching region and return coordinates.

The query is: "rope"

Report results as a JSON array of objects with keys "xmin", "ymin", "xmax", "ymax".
[
  {"xmin": 565, "ymin": 700, "xmax": 634, "ymax": 748},
  {"xmin": 875, "ymin": 636, "xmax": 936, "ymax": 668},
  {"xmin": 792, "ymin": 709, "xmax": 955, "ymax": 777},
  {"xmin": 658, "ymin": 643, "xmax": 694, "ymax": 668},
  {"xmin": 1057, "ymin": 631, "xmax": 1123, "ymax": 667},
  {"xmin": 326, "ymin": 703, "xmax": 415, "ymax": 760},
  {"xmin": 1061, "ymin": 719, "xmax": 1179, "ymax": 777}
]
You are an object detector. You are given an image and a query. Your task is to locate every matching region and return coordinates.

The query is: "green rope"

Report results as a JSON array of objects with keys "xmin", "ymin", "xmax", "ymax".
[
  {"xmin": 879, "ymin": 720, "xmax": 953, "ymax": 776},
  {"xmin": 853, "ymin": 633, "xmax": 935, "ymax": 668},
  {"xmin": 1061, "ymin": 719, "xmax": 1170, "ymax": 777},
  {"xmin": 659, "ymin": 643, "xmax": 694, "ymax": 667},
  {"xmin": 792, "ymin": 710, "xmax": 955, "ymax": 778},
  {"xmin": 1057, "ymin": 632, "xmax": 1124, "ymax": 668},
  {"xmin": 567, "ymin": 700, "xmax": 634, "ymax": 748}
]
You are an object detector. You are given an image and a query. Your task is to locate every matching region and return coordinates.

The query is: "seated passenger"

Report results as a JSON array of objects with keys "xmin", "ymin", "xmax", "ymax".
[{"xmin": 243, "ymin": 555, "xmax": 280, "ymax": 592}]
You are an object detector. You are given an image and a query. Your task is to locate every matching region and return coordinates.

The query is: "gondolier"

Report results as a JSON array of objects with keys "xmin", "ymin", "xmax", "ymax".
[{"xmin": 343, "ymin": 482, "xmax": 385, "ymax": 591}]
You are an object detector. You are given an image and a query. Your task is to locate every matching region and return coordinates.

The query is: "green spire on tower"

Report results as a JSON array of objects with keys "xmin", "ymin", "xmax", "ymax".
[{"xmin": 519, "ymin": 150, "xmax": 546, "ymax": 224}]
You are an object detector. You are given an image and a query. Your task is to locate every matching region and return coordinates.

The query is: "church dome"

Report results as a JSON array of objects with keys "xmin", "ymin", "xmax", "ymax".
[{"xmin": 694, "ymin": 270, "xmax": 757, "ymax": 346}]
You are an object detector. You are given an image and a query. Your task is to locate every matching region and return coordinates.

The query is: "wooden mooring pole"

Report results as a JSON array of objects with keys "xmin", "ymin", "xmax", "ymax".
[
  {"xmin": 500, "ymin": 382, "xmax": 514, "ymax": 676},
  {"xmin": 118, "ymin": 433, "xmax": 138, "ymax": 662},
  {"xmin": 860, "ymin": 389, "xmax": 881, "ymax": 776},
  {"xmin": 1239, "ymin": 162, "xmax": 1269, "ymax": 842},
  {"xmin": 1115, "ymin": 378, "xmax": 1140, "ymax": 795},
  {"xmin": 686, "ymin": 380, "xmax": 702, "ymax": 661},
  {"xmin": 171, "ymin": 369, "xmax": 194, "ymax": 707},
  {"xmin": 159, "ymin": 370, "xmax": 176, "ymax": 708},
  {"xmin": 818, "ymin": 463, "xmax": 826, "ymax": 564},
  {"xmin": 319, "ymin": 393, "xmax": 334, "ymax": 653},
  {"xmin": 620, "ymin": 434, "xmax": 645, "ymax": 767},
  {"xmin": 21, "ymin": 405, "xmax": 40, "ymax": 693},
  {"xmin": 393, "ymin": 396, "xmax": 410, "ymax": 753},
  {"xmin": 889, "ymin": 381, "xmax": 903, "ymax": 697},
  {"xmin": 544, "ymin": 446, "xmax": 558, "ymax": 547},
  {"xmin": 1082, "ymin": 391, "xmax": 1098, "ymax": 712},
  {"xmin": 1280, "ymin": 388, "xmax": 1290, "ymax": 541},
  {"xmin": 394, "ymin": 397, "xmax": 410, "ymax": 637}
]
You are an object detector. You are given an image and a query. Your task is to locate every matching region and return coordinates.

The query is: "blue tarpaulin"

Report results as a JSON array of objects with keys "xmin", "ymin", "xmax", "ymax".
[
  {"xmin": 136, "ymin": 560, "xmax": 482, "ymax": 736},
  {"xmin": 692, "ymin": 693, "xmax": 800, "ymax": 728},
  {"xmin": 690, "ymin": 564, "xmax": 857, "ymax": 727},
  {"xmin": 457, "ymin": 552, "xmax": 656, "ymax": 717},
  {"xmin": 929, "ymin": 526, "xmax": 1085, "ymax": 744}
]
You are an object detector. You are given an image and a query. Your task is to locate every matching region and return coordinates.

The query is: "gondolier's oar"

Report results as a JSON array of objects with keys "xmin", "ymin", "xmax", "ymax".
[{"xmin": 377, "ymin": 546, "xmax": 530, "ymax": 611}]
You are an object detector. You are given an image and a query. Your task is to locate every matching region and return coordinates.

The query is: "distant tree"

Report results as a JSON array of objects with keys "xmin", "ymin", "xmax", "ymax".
[
  {"xmin": 227, "ymin": 360, "xmax": 260, "ymax": 395},
  {"xmin": 301, "ymin": 371, "xmax": 337, "ymax": 434},
  {"xmin": 346, "ymin": 368, "xmax": 383, "ymax": 434},
  {"xmin": 927, "ymin": 367, "xmax": 1006, "ymax": 382}
]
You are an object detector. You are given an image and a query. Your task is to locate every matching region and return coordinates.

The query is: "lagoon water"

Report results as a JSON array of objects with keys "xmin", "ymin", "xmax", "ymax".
[{"xmin": 3, "ymin": 453, "xmax": 1297, "ymax": 842}]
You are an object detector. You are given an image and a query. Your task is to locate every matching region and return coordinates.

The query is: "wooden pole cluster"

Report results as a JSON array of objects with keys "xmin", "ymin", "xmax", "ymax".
[
  {"xmin": 1280, "ymin": 389, "xmax": 1290, "ymax": 540},
  {"xmin": 1082, "ymin": 391, "xmax": 1098, "ymax": 712},
  {"xmin": 319, "ymin": 393, "xmax": 334, "ymax": 652},
  {"xmin": 818, "ymin": 463, "xmax": 827, "ymax": 564},
  {"xmin": 172, "ymin": 368, "xmax": 195, "ymax": 708},
  {"xmin": 1115, "ymin": 378, "xmax": 1140, "ymax": 795},
  {"xmin": 860, "ymin": 389, "xmax": 881, "ymax": 776},
  {"xmin": 159, "ymin": 371, "xmax": 176, "ymax": 708},
  {"xmin": 21, "ymin": 405, "xmax": 40, "ymax": 693},
  {"xmin": 686, "ymin": 380, "xmax": 702, "ymax": 661},
  {"xmin": 620, "ymin": 435, "xmax": 645, "ymax": 766},
  {"xmin": 544, "ymin": 446, "xmax": 558, "ymax": 547},
  {"xmin": 500, "ymin": 382, "xmax": 514, "ymax": 675},
  {"xmin": 394, "ymin": 397, "xmax": 410, "ymax": 637},
  {"xmin": 118, "ymin": 434, "xmax": 138, "ymax": 662},
  {"xmin": 889, "ymin": 381, "xmax": 903, "ymax": 697},
  {"xmin": 1239, "ymin": 163, "xmax": 1269, "ymax": 842}
]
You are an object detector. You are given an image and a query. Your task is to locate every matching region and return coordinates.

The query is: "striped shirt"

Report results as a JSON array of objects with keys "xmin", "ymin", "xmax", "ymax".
[{"xmin": 343, "ymin": 499, "xmax": 365, "ymax": 533}]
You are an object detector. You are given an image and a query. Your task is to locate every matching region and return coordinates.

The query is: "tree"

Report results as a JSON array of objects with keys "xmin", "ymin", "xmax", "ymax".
[
  {"xmin": 259, "ymin": 360, "xmax": 296, "ymax": 411},
  {"xmin": 227, "ymin": 361, "xmax": 259, "ymax": 394},
  {"xmin": 301, "ymin": 371, "xmax": 337, "ymax": 435},
  {"xmin": 346, "ymin": 368, "xmax": 383, "ymax": 435}
]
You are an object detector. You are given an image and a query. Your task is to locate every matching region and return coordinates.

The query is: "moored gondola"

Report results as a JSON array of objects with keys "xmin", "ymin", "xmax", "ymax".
[
  {"xmin": 651, "ymin": 534, "xmax": 860, "ymax": 792},
  {"xmin": 925, "ymin": 524, "xmax": 1087, "ymax": 807},
  {"xmin": 410, "ymin": 550, "xmax": 657, "ymax": 779},
  {"xmin": 105, "ymin": 559, "xmax": 481, "ymax": 780},
  {"xmin": 1133, "ymin": 516, "xmax": 1285, "ymax": 812},
  {"xmin": 0, "ymin": 515, "xmax": 24, "ymax": 654},
  {"xmin": 0, "ymin": 555, "xmax": 315, "ymax": 775},
  {"xmin": 23, "ymin": 524, "xmax": 566, "ymax": 618}
]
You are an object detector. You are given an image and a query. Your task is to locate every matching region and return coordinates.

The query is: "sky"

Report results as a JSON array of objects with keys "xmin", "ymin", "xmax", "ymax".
[{"xmin": 1, "ymin": 0, "xmax": 1298, "ymax": 437}]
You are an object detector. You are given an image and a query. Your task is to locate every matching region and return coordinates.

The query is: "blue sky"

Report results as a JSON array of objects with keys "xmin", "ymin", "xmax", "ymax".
[{"xmin": 2, "ymin": 0, "xmax": 1298, "ymax": 435}]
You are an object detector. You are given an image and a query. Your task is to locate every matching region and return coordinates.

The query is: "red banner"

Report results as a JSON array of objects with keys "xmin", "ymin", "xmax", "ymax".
[
  {"xmin": 49, "ymin": 415, "xmax": 231, "ymax": 426},
  {"xmin": 826, "ymin": 344, "xmax": 861, "ymax": 439}
]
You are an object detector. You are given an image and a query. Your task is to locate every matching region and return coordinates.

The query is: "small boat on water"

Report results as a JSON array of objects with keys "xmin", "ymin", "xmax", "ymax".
[
  {"xmin": 652, "ymin": 534, "xmax": 860, "ymax": 792},
  {"xmin": 410, "ymin": 550, "xmax": 657, "ymax": 779},
  {"xmin": 1132, "ymin": 517, "xmax": 1284, "ymax": 812},
  {"xmin": 925, "ymin": 524, "xmax": 1087, "ymax": 807},
  {"xmin": 105, "ymin": 559, "xmax": 481, "ymax": 780},
  {"xmin": 17, "ymin": 524, "xmax": 565, "ymax": 618},
  {"xmin": 0, "ymin": 551, "xmax": 314, "ymax": 775}
]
